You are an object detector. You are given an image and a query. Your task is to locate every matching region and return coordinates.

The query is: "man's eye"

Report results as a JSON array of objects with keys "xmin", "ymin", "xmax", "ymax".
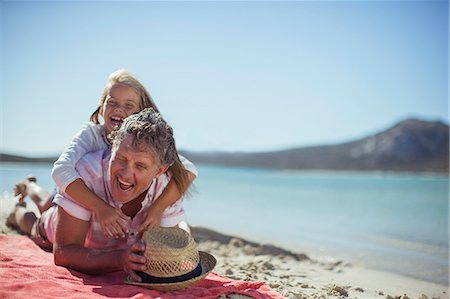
[
  {"xmin": 136, "ymin": 164, "xmax": 147, "ymax": 170},
  {"xmin": 115, "ymin": 156, "xmax": 126, "ymax": 162}
]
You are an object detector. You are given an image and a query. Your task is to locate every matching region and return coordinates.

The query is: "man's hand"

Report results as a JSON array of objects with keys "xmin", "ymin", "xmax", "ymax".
[{"xmin": 123, "ymin": 241, "xmax": 147, "ymax": 282}]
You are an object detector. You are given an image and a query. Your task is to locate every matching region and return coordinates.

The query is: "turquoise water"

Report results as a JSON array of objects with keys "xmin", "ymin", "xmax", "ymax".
[{"xmin": 0, "ymin": 162, "xmax": 448, "ymax": 284}]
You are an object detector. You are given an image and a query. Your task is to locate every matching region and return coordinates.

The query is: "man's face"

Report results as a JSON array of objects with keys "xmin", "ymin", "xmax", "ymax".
[{"xmin": 109, "ymin": 135, "xmax": 163, "ymax": 203}]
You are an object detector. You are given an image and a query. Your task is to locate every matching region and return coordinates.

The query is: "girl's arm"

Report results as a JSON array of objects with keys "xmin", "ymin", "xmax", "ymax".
[
  {"xmin": 65, "ymin": 179, "xmax": 129, "ymax": 237},
  {"xmin": 52, "ymin": 123, "xmax": 105, "ymax": 192},
  {"xmin": 138, "ymin": 157, "xmax": 197, "ymax": 232},
  {"xmin": 52, "ymin": 123, "xmax": 128, "ymax": 237},
  {"xmin": 53, "ymin": 207, "xmax": 145, "ymax": 275}
]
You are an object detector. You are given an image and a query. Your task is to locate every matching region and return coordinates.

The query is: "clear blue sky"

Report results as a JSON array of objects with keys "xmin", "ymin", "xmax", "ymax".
[{"xmin": 1, "ymin": 1, "xmax": 448, "ymax": 157}]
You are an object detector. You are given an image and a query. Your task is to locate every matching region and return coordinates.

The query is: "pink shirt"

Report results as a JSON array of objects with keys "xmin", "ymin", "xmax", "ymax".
[{"xmin": 45, "ymin": 149, "xmax": 185, "ymax": 249}]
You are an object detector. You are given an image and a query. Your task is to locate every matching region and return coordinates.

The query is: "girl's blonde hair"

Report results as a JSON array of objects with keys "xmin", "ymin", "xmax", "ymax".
[
  {"xmin": 96, "ymin": 70, "xmax": 190, "ymax": 195},
  {"xmin": 90, "ymin": 69, "xmax": 159, "ymax": 124}
]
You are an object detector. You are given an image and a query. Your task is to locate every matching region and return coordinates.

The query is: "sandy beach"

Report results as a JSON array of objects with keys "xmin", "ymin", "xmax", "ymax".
[
  {"xmin": 1, "ymin": 197, "xmax": 448, "ymax": 299},
  {"xmin": 192, "ymin": 227, "xmax": 448, "ymax": 299}
]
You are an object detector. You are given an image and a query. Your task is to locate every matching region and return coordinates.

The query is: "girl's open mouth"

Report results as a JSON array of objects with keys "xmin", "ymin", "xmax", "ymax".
[{"xmin": 111, "ymin": 117, "xmax": 124, "ymax": 128}]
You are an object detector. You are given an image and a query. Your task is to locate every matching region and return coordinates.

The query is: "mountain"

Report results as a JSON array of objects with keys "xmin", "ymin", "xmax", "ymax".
[
  {"xmin": 1, "ymin": 118, "xmax": 448, "ymax": 173},
  {"xmin": 180, "ymin": 119, "xmax": 449, "ymax": 173}
]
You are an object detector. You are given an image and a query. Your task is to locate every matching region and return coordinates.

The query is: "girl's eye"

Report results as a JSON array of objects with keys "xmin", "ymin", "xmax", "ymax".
[{"xmin": 126, "ymin": 104, "xmax": 136, "ymax": 110}]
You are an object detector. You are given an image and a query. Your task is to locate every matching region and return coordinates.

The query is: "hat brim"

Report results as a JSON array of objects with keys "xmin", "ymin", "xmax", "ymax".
[{"xmin": 124, "ymin": 251, "xmax": 216, "ymax": 292}]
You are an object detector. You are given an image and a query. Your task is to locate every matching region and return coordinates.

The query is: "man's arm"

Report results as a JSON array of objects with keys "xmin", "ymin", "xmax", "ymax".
[{"xmin": 52, "ymin": 206, "xmax": 128, "ymax": 274}]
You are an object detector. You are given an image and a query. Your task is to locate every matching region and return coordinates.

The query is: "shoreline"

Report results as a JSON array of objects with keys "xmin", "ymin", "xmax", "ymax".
[
  {"xmin": 186, "ymin": 218, "xmax": 449, "ymax": 286},
  {"xmin": 249, "ymin": 230, "xmax": 449, "ymax": 286},
  {"xmin": 191, "ymin": 226, "xmax": 448, "ymax": 299},
  {"xmin": 1, "ymin": 198, "xmax": 448, "ymax": 299}
]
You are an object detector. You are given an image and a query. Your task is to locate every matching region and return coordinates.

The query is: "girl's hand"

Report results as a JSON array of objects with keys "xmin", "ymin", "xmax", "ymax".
[
  {"xmin": 138, "ymin": 204, "xmax": 164, "ymax": 232},
  {"xmin": 94, "ymin": 204, "xmax": 129, "ymax": 238},
  {"xmin": 123, "ymin": 241, "xmax": 146, "ymax": 282}
]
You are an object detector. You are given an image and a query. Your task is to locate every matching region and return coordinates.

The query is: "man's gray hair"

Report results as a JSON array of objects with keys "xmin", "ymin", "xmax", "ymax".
[{"xmin": 109, "ymin": 108, "xmax": 177, "ymax": 166}]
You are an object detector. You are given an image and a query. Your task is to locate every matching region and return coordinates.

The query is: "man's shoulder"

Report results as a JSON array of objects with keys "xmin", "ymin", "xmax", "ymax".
[{"xmin": 76, "ymin": 149, "xmax": 110, "ymax": 179}]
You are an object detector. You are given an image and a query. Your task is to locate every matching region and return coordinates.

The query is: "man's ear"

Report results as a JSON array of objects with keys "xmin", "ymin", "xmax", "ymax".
[{"xmin": 155, "ymin": 165, "xmax": 170, "ymax": 178}]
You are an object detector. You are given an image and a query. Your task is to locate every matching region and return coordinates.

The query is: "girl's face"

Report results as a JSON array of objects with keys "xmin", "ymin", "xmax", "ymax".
[{"xmin": 101, "ymin": 84, "xmax": 141, "ymax": 134}]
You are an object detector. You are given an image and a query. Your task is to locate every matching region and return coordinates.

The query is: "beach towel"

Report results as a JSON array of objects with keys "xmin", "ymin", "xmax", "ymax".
[{"xmin": 0, "ymin": 234, "xmax": 285, "ymax": 299}]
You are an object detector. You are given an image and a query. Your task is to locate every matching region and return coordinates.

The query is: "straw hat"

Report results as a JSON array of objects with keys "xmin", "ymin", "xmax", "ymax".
[{"xmin": 125, "ymin": 227, "xmax": 216, "ymax": 291}]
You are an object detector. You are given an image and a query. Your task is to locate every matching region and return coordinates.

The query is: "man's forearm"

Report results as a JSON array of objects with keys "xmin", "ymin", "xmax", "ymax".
[{"xmin": 53, "ymin": 244, "xmax": 126, "ymax": 275}]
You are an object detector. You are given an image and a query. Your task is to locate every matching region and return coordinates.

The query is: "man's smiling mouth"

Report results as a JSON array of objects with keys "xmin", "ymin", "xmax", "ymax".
[{"xmin": 118, "ymin": 178, "xmax": 133, "ymax": 191}]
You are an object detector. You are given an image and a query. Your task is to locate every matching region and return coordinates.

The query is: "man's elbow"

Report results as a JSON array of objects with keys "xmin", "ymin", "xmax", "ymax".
[
  {"xmin": 53, "ymin": 245, "xmax": 80, "ymax": 271},
  {"xmin": 53, "ymin": 245, "xmax": 100, "ymax": 275},
  {"xmin": 53, "ymin": 246, "xmax": 70, "ymax": 267}
]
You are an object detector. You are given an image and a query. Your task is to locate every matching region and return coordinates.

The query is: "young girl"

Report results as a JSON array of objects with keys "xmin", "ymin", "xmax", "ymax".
[{"xmin": 50, "ymin": 69, "xmax": 197, "ymax": 238}]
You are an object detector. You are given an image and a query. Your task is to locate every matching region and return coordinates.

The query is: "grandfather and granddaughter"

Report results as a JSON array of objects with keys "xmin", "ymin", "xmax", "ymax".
[{"xmin": 7, "ymin": 108, "xmax": 187, "ymax": 282}]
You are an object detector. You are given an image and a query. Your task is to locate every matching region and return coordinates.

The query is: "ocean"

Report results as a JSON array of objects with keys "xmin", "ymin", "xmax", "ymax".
[{"xmin": 0, "ymin": 162, "xmax": 448, "ymax": 285}]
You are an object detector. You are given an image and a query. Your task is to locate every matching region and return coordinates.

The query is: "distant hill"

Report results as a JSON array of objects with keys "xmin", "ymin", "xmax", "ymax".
[
  {"xmin": 0, "ymin": 153, "xmax": 57, "ymax": 163},
  {"xmin": 180, "ymin": 119, "xmax": 449, "ymax": 173},
  {"xmin": 1, "ymin": 118, "xmax": 448, "ymax": 173}
]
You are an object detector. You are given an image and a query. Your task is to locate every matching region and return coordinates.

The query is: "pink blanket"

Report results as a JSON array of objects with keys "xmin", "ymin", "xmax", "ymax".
[{"xmin": 0, "ymin": 235, "xmax": 284, "ymax": 299}]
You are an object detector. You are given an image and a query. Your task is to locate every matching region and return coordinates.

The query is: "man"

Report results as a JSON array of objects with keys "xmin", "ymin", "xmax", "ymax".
[{"xmin": 7, "ymin": 108, "xmax": 188, "ymax": 282}]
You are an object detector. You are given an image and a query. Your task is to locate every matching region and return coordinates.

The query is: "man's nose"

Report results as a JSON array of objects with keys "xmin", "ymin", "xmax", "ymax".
[{"xmin": 120, "ymin": 163, "xmax": 133, "ymax": 178}]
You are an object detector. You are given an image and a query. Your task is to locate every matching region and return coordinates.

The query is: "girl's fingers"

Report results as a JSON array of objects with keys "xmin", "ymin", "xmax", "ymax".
[
  {"xmin": 102, "ymin": 219, "xmax": 128, "ymax": 238},
  {"xmin": 148, "ymin": 221, "xmax": 159, "ymax": 229},
  {"xmin": 104, "ymin": 226, "xmax": 114, "ymax": 238},
  {"xmin": 105, "ymin": 222, "xmax": 122, "ymax": 238},
  {"xmin": 139, "ymin": 220, "xmax": 160, "ymax": 232},
  {"xmin": 138, "ymin": 220, "xmax": 150, "ymax": 233},
  {"xmin": 117, "ymin": 218, "xmax": 129, "ymax": 235}
]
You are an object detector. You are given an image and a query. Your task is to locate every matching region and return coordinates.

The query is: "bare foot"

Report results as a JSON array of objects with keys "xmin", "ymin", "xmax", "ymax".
[{"xmin": 13, "ymin": 175, "xmax": 37, "ymax": 203}]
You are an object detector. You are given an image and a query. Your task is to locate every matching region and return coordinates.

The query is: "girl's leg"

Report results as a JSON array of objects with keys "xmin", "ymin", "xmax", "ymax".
[
  {"xmin": 15, "ymin": 176, "xmax": 53, "ymax": 214},
  {"xmin": 14, "ymin": 175, "xmax": 36, "ymax": 203},
  {"xmin": 25, "ymin": 182, "xmax": 53, "ymax": 213}
]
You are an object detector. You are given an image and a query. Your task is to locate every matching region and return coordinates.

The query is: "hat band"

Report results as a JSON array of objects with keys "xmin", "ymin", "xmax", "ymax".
[{"xmin": 137, "ymin": 264, "xmax": 202, "ymax": 284}]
